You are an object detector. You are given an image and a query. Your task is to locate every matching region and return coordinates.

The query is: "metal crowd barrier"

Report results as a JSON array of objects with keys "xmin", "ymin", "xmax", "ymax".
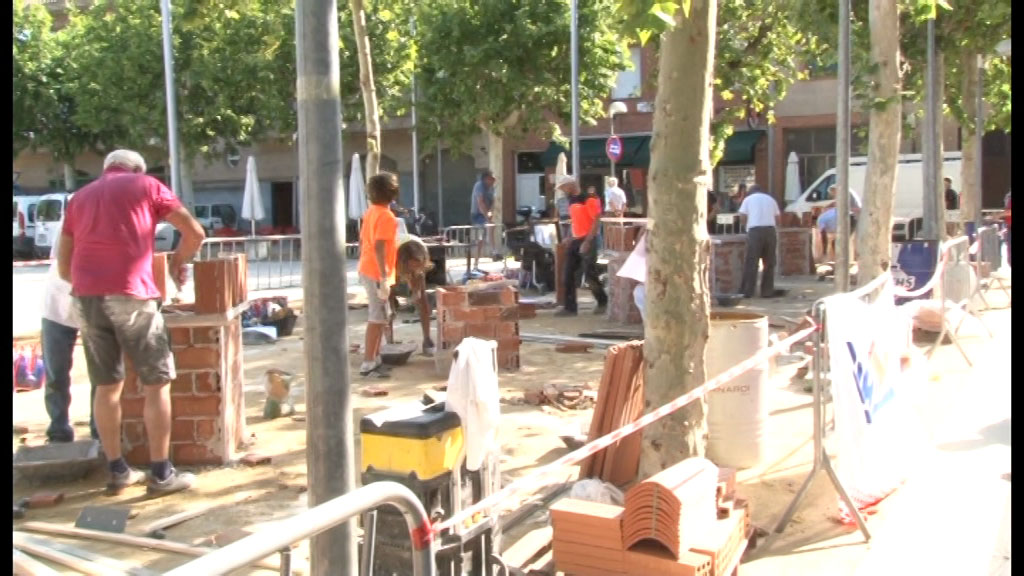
[
  {"xmin": 198, "ymin": 235, "xmax": 303, "ymax": 291},
  {"xmin": 163, "ymin": 481, "xmax": 435, "ymax": 576}
]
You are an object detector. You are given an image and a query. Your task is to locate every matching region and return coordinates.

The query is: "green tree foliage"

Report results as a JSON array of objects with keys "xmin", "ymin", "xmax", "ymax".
[
  {"xmin": 13, "ymin": 3, "xmax": 97, "ymax": 162},
  {"xmin": 414, "ymin": 0, "xmax": 628, "ymax": 152}
]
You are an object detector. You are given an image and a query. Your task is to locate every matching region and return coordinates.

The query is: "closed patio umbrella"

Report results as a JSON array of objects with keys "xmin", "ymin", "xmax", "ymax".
[{"xmin": 241, "ymin": 156, "xmax": 265, "ymax": 236}]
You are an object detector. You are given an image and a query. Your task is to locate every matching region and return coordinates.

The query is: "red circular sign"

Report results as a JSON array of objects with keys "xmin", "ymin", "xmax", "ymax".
[{"xmin": 606, "ymin": 136, "xmax": 623, "ymax": 162}]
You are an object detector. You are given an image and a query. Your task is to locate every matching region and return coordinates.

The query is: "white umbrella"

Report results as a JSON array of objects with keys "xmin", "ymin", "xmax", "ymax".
[
  {"xmin": 784, "ymin": 151, "xmax": 802, "ymax": 203},
  {"xmin": 555, "ymin": 152, "xmax": 568, "ymax": 180},
  {"xmin": 348, "ymin": 153, "xmax": 368, "ymax": 222},
  {"xmin": 241, "ymin": 155, "xmax": 265, "ymax": 237}
]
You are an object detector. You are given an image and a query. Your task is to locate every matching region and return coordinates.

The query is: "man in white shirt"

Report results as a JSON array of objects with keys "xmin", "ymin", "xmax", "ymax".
[
  {"xmin": 604, "ymin": 177, "xmax": 628, "ymax": 216},
  {"xmin": 42, "ymin": 223, "xmax": 97, "ymax": 443},
  {"xmin": 737, "ymin": 185, "xmax": 782, "ymax": 298}
]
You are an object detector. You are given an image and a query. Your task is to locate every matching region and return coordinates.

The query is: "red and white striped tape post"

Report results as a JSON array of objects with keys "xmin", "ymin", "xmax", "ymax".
[{"xmin": 431, "ymin": 323, "xmax": 820, "ymax": 535}]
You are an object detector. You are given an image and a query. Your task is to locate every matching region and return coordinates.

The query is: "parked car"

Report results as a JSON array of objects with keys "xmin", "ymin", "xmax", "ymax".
[
  {"xmin": 154, "ymin": 221, "xmax": 179, "ymax": 252},
  {"xmin": 13, "ymin": 196, "xmax": 40, "ymax": 259},
  {"xmin": 194, "ymin": 203, "xmax": 238, "ymax": 233},
  {"xmin": 34, "ymin": 192, "xmax": 70, "ymax": 259}
]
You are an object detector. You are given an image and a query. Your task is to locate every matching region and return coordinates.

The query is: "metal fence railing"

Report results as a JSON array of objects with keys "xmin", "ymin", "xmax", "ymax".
[{"xmin": 198, "ymin": 235, "xmax": 302, "ymax": 291}]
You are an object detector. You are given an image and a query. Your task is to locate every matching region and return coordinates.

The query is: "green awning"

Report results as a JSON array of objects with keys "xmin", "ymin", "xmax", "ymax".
[
  {"xmin": 540, "ymin": 136, "xmax": 651, "ymax": 168},
  {"xmin": 719, "ymin": 130, "xmax": 765, "ymax": 165}
]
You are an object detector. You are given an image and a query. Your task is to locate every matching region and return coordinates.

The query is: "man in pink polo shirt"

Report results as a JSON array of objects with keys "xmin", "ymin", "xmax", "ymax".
[{"xmin": 58, "ymin": 149, "xmax": 206, "ymax": 495}]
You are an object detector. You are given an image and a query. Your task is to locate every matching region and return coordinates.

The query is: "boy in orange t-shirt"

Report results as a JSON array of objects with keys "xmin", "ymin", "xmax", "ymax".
[{"xmin": 358, "ymin": 172, "xmax": 400, "ymax": 377}]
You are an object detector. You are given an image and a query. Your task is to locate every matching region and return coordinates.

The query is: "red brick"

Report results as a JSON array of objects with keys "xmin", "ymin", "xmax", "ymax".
[
  {"xmin": 124, "ymin": 444, "xmax": 150, "ymax": 466},
  {"xmin": 623, "ymin": 542, "xmax": 712, "ymax": 576},
  {"xmin": 441, "ymin": 323, "xmax": 465, "ymax": 343},
  {"xmin": 24, "ymin": 492, "xmax": 64, "ymax": 509},
  {"xmin": 172, "ymin": 419, "xmax": 196, "ymax": 442},
  {"xmin": 231, "ymin": 254, "xmax": 248, "ymax": 306},
  {"xmin": 194, "ymin": 371, "xmax": 221, "ymax": 394},
  {"xmin": 174, "ymin": 346, "xmax": 220, "ymax": 371},
  {"xmin": 122, "ymin": 420, "xmax": 146, "ymax": 445},
  {"xmin": 121, "ymin": 397, "xmax": 146, "ymax": 419},
  {"xmin": 152, "ymin": 252, "xmax": 169, "ymax": 302},
  {"xmin": 194, "ymin": 418, "xmax": 217, "ymax": 442},
  {"xmin": 556, "ymin": 341, "xmax": 592, "ymax": 353},
  {"xmin": 240, "ymin": 453, "xmax": 272, "ymax": 466},
  {"xmin": 467, "ymin": 290, "xmax": 504, "ymax": 307},
  {"xmin": 452, "ymin": 308, "xmax": 485, "ymax": 323},
  {"xmin": 171, "ymin": 374, "xmax": 194, "ymax": 395},
  {"xmin": 437, "ymin": 288, "xmax": 468, "ymax": 309},
  {"xmin": 480, "ymin": 305, "xmax": 503, "ymax": 321},
  {"xmin": 499, "ymin": 306, "xmax": 519, "ymax": 321},
  {"xmin": 194, "ymin": 258, "xmax": 238, "ymax": 314},
  {"xmin": 173, "ymin": 443, "xmax": 221, "ymax": 465},
  {"xmin": 172, "ymin": 396, "xmax": 221, "ymax": 418},
  {"xmin": 496, "ymin": 337, "xmax": 521, "ymax": 352},
  {"xmin": 465, "ymin": 324, "xmax": 496, "ymax": 339},
  {"xmin": 498, "ymin": 350, "xmax": 520, "ymax": 371},
  {"xmin": 495, "ymin": 321, "xmax": 519, "ymax": 338},
  {"xmin": 169, "ymin": 327, "xmax": 192, "ymax": 347},
  {"xmin": 517, "ymin": 302, "xmax": 537, "ymax": 318},
  {"xmin": 191, "ymin": 327, "xmax": 221, "ymax": 345}
]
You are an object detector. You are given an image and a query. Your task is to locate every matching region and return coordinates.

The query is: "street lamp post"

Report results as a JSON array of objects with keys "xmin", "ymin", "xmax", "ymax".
[{"xmin": 608, "ymin": 101, "xmax": 627, "ymax": 180}]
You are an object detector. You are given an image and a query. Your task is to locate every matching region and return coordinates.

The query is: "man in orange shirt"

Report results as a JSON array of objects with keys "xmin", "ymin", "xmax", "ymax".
[
  {"xmin": 555, "ymin": 175, "xmax": 608, "ymax": 316},
  {"xmin": 358, "ymin": 172, "xmax": 401, "ymax": 378}
]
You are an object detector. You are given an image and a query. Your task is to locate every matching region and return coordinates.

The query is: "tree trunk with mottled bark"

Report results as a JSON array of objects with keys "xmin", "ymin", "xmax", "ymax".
[
  {"xmin": 856, "ymin": 0, "xmax": 901, "ymax": 279},
  {"xmin": 350, "ymin": 0, "xmax": 380, "ymax": 177},
  {"xmin": 959, "ymin": 51, "xmax": 981, "ymax": 225},
  {"xmin": 62, "ymin": 163, "xmax": 76, "ymax": 192},
  {"xmin": 482, "ymin": 112, "xmax": 519, "ymax": 227},
  {"xmin": 638, "ymin": 0, "xmax": 716, "ymax": 478}
]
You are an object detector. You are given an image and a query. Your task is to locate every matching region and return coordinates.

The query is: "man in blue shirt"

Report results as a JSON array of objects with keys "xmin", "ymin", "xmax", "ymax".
[{"xmin": 469, "ymin": 170, "xmax": 497, "ymax": 271}]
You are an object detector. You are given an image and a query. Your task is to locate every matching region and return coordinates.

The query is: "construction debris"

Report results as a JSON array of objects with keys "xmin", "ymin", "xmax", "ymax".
[{"xmin": 522, "ymin": 384, "xmax": 595, "ymax": 410}]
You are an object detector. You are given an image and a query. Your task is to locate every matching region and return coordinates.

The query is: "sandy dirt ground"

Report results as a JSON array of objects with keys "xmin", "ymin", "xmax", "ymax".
[{"xmin": 11, "ymin": 271, "xmax": 1012, "ymax": 575}]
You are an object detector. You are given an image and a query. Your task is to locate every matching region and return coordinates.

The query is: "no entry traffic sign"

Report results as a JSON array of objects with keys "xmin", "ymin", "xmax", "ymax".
[{"xmin": 606, "ymin": 136, "xmax": 623, "ymax": 162}]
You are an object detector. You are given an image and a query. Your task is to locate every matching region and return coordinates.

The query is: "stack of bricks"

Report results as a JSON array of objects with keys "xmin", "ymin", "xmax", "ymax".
[
  {"xmin": 120, "ymin": 254, "xmax": 248, "ymax": 467},
  {"xmin": 550, "ymin": 459, "xmax": 751, "ymax": 576},
  {"xmin": 435, "ymin": 285, "xmax": 520, "ymax": 373}
]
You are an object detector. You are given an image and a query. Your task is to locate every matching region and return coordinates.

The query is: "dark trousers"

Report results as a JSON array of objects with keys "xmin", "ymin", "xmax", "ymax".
[
  {"xmin": 741, "ymin": 226, "xmax": 778, "ymax": 298},
  {"xmin": 42, "ymin": 318, "xmax": 97, "ymax": 442},
  {"xmin": 562, "ymin": 237, "xmax": 608, "ymax": 312}
]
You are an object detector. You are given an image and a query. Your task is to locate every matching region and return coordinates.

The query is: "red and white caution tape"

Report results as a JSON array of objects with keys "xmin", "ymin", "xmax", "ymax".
[
  {"xmin": 432, "ymin": 324, "xmax": 819, "ymax": 534},
  {"xmin": 12, "ymin": 259, "xmax": 53, "ymax": 268}
]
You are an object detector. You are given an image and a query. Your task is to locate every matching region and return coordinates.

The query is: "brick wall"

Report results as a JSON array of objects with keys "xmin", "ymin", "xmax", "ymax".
[{"xmin": 435, "ymin": 286, "xmax": 521, "ymax": 373}]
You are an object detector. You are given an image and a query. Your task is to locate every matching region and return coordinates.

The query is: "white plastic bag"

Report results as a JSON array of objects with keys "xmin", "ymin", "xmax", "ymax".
[
  {"xmin": 445, "ymin": 337, "xmax": 500, "ymax": 471},
  {"xmin": 569, "ymin": 479, "xmax": 624, "ymax": 506}
]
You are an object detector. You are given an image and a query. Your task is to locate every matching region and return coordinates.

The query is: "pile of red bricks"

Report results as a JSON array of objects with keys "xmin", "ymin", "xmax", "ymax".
[
  {"xmin": 435, "ymin": 285, "xmax": 521, "ymax": 372},
  {"xmin": 120, "ymin": 255, "xmax": 248, "ymax": 467},
  {"xmin": 777, "ymin": 228, "xmax": 814, "ymax": 276},
  {"xmin": 551, "ymin": 460, "xmax": 750, "ymax": 576},
  {"xmin": 579, "ymin": 341, "xmax": 645, "ymax": 485}
]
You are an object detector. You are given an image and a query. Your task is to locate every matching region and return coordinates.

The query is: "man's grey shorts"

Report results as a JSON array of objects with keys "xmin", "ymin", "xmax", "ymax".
[
  {"xmin": 360, "ymin": 275, "xmax": 391, "ymax": 324},
  {"xmin": 75, "ymin": 295, "xmax": 176, "ymax": 386}
]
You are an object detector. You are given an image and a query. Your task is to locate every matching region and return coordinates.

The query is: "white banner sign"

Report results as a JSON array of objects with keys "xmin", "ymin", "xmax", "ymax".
[{"xmin": 825, "ymin": 282, "xmax": 925, "ymax": 521}]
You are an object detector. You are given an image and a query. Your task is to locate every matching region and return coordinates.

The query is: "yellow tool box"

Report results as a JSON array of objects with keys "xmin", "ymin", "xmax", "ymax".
[{"xmin": 360, "ymin": 402, "xmax": 464, "ymax": 481}]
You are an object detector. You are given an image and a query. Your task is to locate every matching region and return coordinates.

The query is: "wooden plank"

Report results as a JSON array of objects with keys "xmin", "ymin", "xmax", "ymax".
[
  {"xmin": 501, "ymin": 526, "xmax": 553, "ymax": 570},
  {"xmin": 14, "ymin": 533, "xmax": 122, "ymax": 576},
  {"xmin": 19, "ymin": 521, "xmax": 284, "ymax": 573},
  {"xmin": 522, "ymin": 548, "xmax": 554, "ymax": 574},
  {"xmin": 139, "ymin": 490, "xmax": 260, "ymax": 537},
  {"xmin": 13, "ymin": 549, "xmax": 61, "ymax": 576},
  {"xmin": 18, "ymin": 534, "xmax": 157, "ymax": 576}
]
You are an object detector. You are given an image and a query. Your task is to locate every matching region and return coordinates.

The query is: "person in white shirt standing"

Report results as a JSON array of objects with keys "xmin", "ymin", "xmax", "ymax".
[
  {"xmin": 737, "ymin": 184, "xmax": 782, "ymax": 298},
  {"xmin": 42, "ymin": 221, "xmax": 97, "ymax": 443},
  {"xmin": 604, "ymin": 177, "xmax": 628, "ymax": 217}
]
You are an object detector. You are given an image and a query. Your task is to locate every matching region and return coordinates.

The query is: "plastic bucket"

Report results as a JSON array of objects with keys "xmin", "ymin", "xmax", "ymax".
[{"xmin": 706, "ymin": 311, "xmax": 769, "ymax": 469}]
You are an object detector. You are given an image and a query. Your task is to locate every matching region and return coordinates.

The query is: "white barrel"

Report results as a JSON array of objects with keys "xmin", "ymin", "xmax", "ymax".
[{"xmin": 706, "ymin": 311, "xmax": 769, "ymax": 469}]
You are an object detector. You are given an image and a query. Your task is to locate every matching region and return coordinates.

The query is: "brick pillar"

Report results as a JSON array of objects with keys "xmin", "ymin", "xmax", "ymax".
[
  {"xmin": 712, "ymin": 235, "xmax": 747, "ymax": 294},
  {"xmin": 778, "ymin": 228, "xmax": 813, "ymax": 276},
  {"xmin": 120, "ymin": 318, "xmax": 246, "ymax": 466},
  {"xmin": 605, "ymin": 251, "xmax": 643, "ymax": 324},
  {"xmin": 435, "ymin": 285, "xmax": 520, "ymax": 374}
]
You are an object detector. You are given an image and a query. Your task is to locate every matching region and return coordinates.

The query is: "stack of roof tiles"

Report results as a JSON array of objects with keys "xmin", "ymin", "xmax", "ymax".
[
  {"xmin": 578, "ymin": 341, "xmax": 645, "ymax": 486},
  {"xmin": 550, "ymin": 459, "xmax": 750, "ymax": 576}
]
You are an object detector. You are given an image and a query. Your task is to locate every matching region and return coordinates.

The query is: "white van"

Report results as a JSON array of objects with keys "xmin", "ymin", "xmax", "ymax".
[
  {"xmin": 34, "ymin": 192, "xmax": 71, "ymax": 259},
  {"xmin": 33, "ymin": 192, "xmax": 179, "ymax": 257},
  {"xmin": 13, "ymin": 196, "xmax": 40, "ymax": 259},
  {"xmin": 785, "ymin": 152, "xmax": 962, "ymax": 240}
]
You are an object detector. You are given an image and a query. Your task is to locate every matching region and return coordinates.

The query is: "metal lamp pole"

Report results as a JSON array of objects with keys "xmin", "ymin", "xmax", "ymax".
[
  {"xmin": 159, "ymin": 0, "xmax": 183, "ymax": 206},
  {"xmin": 570, "ymin": 0, "xmax": 580, "ymax": 178}
]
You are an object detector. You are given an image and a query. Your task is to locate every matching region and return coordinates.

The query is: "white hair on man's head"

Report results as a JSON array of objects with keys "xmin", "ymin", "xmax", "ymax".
[
  {"xmin": 607, "ymin": 177, "xmax": 618, "ymax": 187},
  {"xmin": 103, "ymin": 149, "xmax": 147, "ymax": 173}
]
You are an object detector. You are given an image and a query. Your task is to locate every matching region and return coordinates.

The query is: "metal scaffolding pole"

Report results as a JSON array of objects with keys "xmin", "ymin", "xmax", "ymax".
[{"xmin": 835, "ymin": 0, "xmax": 851, "ymax": 292}]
